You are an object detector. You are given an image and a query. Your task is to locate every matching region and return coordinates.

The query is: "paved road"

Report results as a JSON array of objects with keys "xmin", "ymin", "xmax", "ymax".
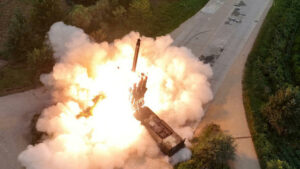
[
  {"xmin": 0, "ymin": 0, "xmax": 271, "ymax": 168},
  {"xmin": 0, "ymin": 88, "xmax": 51, "ymax": 169},
  {"xmin": 171, "ymin": 0, "xmax": 272, "ymax": 169}
]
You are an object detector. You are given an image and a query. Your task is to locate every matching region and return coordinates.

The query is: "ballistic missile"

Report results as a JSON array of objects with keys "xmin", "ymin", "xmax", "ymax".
[{"xmin": 132, "ymin": 38, "xmax": 141, "ymax": 72}]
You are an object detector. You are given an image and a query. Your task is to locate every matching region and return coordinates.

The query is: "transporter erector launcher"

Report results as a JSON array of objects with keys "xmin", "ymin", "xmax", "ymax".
[{"xmin": 130, "ymin": 39, "xmax": 185, "ymax": 157}]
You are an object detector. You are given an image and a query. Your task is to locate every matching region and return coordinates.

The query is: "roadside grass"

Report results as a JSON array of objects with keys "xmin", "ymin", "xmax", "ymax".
[
  {"xmin": 175, "ymin": 123, "xmax": 236, "ymax": 169},
  {"xmin": 151, "ymin": 0, "xmax": 209, "ymax": 36},
  {"xmin": 0, "ymin": 0, "xmax": 209, "ymax": 96},
  {"xmin": 0, "ymin": 63, "xmax": 39, "ymax": 96},
  {"xmin": 242, "ymin": 0, "xmax": 300, "ymax": 168}
]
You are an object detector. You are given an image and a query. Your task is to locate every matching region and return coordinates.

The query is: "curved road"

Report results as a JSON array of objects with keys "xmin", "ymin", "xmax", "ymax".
[
  {"xmin": 171, "ymin": 0, "xmax": 271, "ymax": 169},
  {"xmin": 0, "ymin": 0, "xmax": 271, "ymax": 168}
]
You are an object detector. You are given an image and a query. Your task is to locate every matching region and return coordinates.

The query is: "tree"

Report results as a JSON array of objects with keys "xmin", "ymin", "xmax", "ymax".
[
  {"xmin": 266, "ymin": 159, "xmax": 295, "ymax": 169},
  {"xmin": 30, "ymin": 112, "xmax": 48, "ymax": 144},
  {"xmin": 129, "ymin": 0, "xmax": 151, "ymax": 16},
  {"xmin": 66, "ymin": 5, "xmax": 92, "ymax": 31},
  {"xmin": 291, "ymin": 30, "xmax": 300, "ymax": 85},
  {"xmin": 88, "ymin": 0, "xmax": 111, "ymax": 33},
  {"xmin": 71, "ymin": 0, "xmax": 99, "ymax": 6},
  {"xmin": 292, "ymin": 53, "xmax": 300, "ymax": 85},
  {"xmin": 176, "ymin": 123, "xmax": 236, "ymax": 169},
  {"xmin": 30, "ymin": 0, "xmax": 63, "ymax": 36},
  {"xmin": 262, "ymin": 86, "xmax": 300, "ymax": 136},
  {"xmin": 89, "ymin": 29, "xmax": 107, "ymax": 42},
  {"xmin": 112, "ymin": 5, "xmax": 127, "ymax": 22},
  {"xmin": 27, "ymin": 44, "xmax": 54, "ymax": 81},
  {"xmin": 4, "ymin": 11, "xmax": 32, "ymax": 61},
  {"xmin": 128, "ymin": 0, "xmax": 153, "ymax": 34}
]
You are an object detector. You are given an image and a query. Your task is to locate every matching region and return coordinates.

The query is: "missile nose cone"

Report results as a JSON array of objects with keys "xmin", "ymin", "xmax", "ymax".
[{"xmin": 132, "ymin": 38, "xmax": 141, "ymax": 72}]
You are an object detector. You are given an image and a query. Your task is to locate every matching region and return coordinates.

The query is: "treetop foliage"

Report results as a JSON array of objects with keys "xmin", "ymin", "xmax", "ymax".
[
  {"xmin": 67, "ymin": 5, "xmax": 92, "ymax": 31},
  {"xmin": 266, "ymin": 159, "xmax": 295, "ymax": 169},
  {"xmin": 4, "ymin": 11, "xmax": 31, "ymax": 61},
  {"xmin": 70, "ymin": 0, "xmax": 99, "ymax": 6},
  {"xmin": 176, "ymin": 123, "xmax": 236, "ymax": 169},
  {"xmin": 243, "ymin": 0, "xmax": 300, "ymax": 168},
  {"xmin": 262, "ymin": 86, "xmax": 300, "ymax": 136}
]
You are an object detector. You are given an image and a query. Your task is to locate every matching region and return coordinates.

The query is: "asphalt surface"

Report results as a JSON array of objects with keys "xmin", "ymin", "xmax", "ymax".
[
  {"xmin": 0, "ymin": 88, "xmax": 51, "ymax": 169},
  {"xmin": 171, "ymin": 0, "xmax": 272, "ymax": 169},
  {"xmin": 0, "ymin": 0, "xmax": 272, "ymax": 168}
]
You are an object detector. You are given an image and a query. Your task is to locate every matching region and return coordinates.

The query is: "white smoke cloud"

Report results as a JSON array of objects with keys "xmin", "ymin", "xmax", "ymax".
[
  {"xmin": 169, "ymin": 148, "xmax": 192, "ymax": 165},
  {"xmin": 18, "ymin": 22, "xmax": 213, "ymax": 169}
]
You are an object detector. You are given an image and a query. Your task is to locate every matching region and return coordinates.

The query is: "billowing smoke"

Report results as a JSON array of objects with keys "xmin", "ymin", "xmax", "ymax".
[{"xmin": 18, "ymin": 22, "xmax": 213, "ymax": 169}]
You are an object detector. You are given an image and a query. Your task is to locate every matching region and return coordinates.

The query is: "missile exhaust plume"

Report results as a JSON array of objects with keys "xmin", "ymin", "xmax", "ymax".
[{"xmin": 18, "ymin": 22, "xmax": 213, "ymax": 169}]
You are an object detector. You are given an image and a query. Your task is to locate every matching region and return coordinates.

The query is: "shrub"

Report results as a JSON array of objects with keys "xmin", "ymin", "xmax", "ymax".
[
  {"xmin": 112, "ymin": 5, "xmax": 127, "ymax": 22},
  {"xmin": 128, "ymin": 0, "xmax": 153, "ymax": 34},
  {"xmin": 71, "ymin": 0, "xmax": 99, "ymax": 6},
  {"xmin": 66, "ymin": 5, "xmax": 92, "ymax": 31},
  {"xmin": 27, "ymin": 44, "xmax": 54, "ymax": 81},
  {"xmin": 129, "ymin": 0, "xmax": 151, "ymax": 16},
  {"xmin": 4, "ymin": 11, "xmax": 32, "ymax": 61},
  {"xmin": 89, "ymin": 29, "xmax": 107, "ymax": 42},
  {"xmin": 291, "ymin": 30, "xmax": 300, "ymax": 85},
  {"xmin": 243, "ymin": 1, "xmax": 300, "ymax": 168},
  {"xmin": 30, "ymin": 112, "xmax": 47, "ymax": 145},
  {"xmin": 176, "ymin": 123, "xmax": 236, "ymax": 169},
  {"xmin": 262, "ymin": 86, "xmax": 300, "ymax": 136},
  {"xmin": 88, "ymin": 0, "xmax": 111, "ymax": 33},
  {"xmin": 266, "ymin": 159, "xmax": 295, "ymax": 169},
  {"xmin": 30, "ymin": 0, "xmax": 64, "ymax": 36},
  {"xmin": 291, "ymin": 54, "xmax": 300, "ymax": 85}
]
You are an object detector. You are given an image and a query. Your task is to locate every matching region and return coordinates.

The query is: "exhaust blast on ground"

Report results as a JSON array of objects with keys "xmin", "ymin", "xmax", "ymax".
[{"xmin": 18, "ymin": 22, "xmax": 213, "ymax": 169}]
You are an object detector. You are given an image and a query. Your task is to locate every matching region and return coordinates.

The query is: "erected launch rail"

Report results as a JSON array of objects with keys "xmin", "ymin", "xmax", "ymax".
[{"xmin": 130, "ymin": 38, "xmax": 185, "ymax": 157}]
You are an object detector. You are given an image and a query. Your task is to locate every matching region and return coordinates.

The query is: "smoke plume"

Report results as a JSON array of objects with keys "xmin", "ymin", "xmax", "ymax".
[{"xmin": 18, "ymin": 22, "xmax": 213, "ymax": 169}]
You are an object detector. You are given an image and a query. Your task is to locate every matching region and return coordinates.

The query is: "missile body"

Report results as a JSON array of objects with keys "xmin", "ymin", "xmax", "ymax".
[{"xmin": 130, "ymin": 39, "xmax": 185, "ymax": 156}]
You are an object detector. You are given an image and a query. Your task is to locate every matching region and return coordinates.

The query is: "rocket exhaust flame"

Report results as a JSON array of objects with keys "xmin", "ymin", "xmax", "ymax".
[
  {"xmin": 18, "ymin": 22, "xmax": 213, "ymax": 169},
  {"xmin": 76, "ymin": 94, "xmax": 105, "ymax": 119}
]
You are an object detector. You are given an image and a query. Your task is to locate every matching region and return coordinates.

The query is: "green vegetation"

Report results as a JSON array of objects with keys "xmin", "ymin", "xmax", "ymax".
[
  {"xmin": 262, "ymin": 87, "xmax": 299, "ymax": 136},
  {"xmin": 0, "ymin": 64, "xmax": 36, "ymax": 96},
  {"xmin": 266, "ymin": 159, "xmax": 295, "ymax": 169},
  {"xmin": 1, "ymin": 0, "xmax": 63, "ymax": 94},
  {"xmin": 30, "ymin": 112, "xmax": 47, "ymax": 144},
  {"xmin": 0, "ymin": 0, "xmax": 209, "ymax": 95},
  {"xmin": 150, "ymin": 0, "xmax": 209, "ymax": 36},
  {"xmin": 71, "ymin": 0, "xmax": 99, "ymax": 6},
  {"xmin": 243, "ymin": 0, "xmax": 300, "ymax": 168},
  {"xmin": 176, "ymin": 123, "xmax": 236, "ymax": 169}
]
